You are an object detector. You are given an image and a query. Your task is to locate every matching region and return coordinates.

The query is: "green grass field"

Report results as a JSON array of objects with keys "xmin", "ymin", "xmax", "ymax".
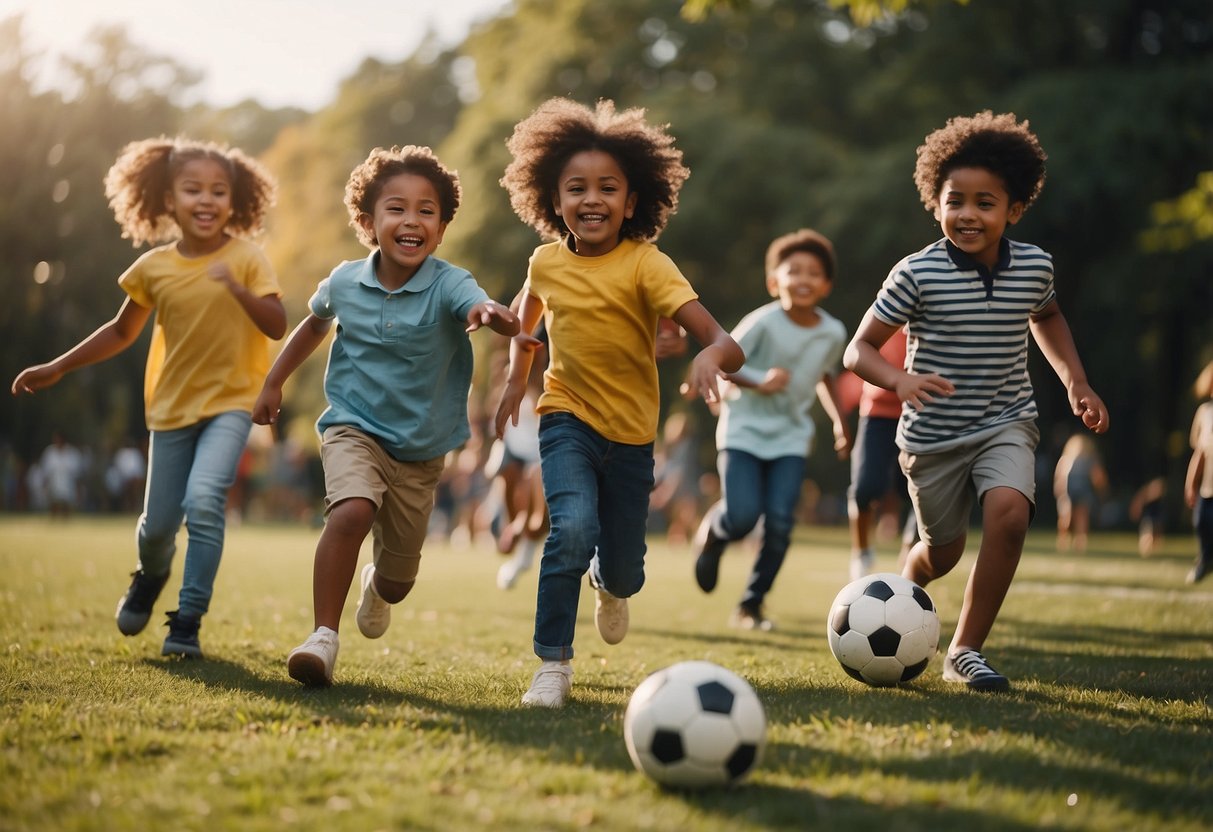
[{"xmin": 1, "ymin": 516, "xmax": 1210, "ymax": 831}]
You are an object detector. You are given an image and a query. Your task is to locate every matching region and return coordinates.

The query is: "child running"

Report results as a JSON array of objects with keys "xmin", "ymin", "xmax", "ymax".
[
  {"xmin": 496, "ymin": 97, "xmax": 744, "ymax": 708},
  {"xmin": 12, "ymin": 136, "xmax": 285, "ymax": 658},
  {"xmin": 253, "ymin": 145, "xmax": 518, "ymax": 687},
  {"xmin": 1185, "ymin": 360, "xmax": 1213, "ymax": 584},
  {"xmin": 692, "ymin": 229, "xmax": 851, "ymax": 630},
  {"xmin": 844, "ymin": 111, "xmax": 1109, "ymax": 692}
]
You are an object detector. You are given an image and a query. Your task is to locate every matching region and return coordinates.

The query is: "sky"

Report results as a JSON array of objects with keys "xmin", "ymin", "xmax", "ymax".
[{"xmin": 1, "ymin": 0, "xmax": 511, "ymax": 110}]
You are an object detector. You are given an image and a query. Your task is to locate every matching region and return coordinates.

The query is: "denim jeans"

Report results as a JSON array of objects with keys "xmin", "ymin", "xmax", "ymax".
[
  {"xmin": 705, "ymin": 449, "xmax": 807, "ymax": 609},
  {"xmin": 136, "ymin": 411, "xmax": 251, "ymax": 619},
  {"xmin": 533, "ymin": 412, "xmax": 654, "ymax": 660}
]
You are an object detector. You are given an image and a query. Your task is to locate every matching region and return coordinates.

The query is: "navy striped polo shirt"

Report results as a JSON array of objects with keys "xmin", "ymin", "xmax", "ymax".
[{"xmin": 870, "ymin": 237, "xmax": 1056, "ymax": 453}]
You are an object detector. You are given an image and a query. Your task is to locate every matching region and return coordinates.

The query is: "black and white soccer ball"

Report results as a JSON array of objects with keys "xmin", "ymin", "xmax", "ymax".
[
  {"xmin": 827, "ymin": 572, "xmax": 940, "ymax": 686},
  {"xmin": 623, "ymin": 660, "xmax": 765, "ymax": 788}
]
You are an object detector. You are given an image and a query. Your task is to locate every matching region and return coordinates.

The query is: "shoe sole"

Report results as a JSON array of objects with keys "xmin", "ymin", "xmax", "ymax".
[
  {"xmin": 694, "ymin": 550, "xmax": 721, "ymax": 593},
  {"xmin": 116, "ymin": 609, "xmax": 151, "ymax": 636},
  {"xmin": 162, "ymin": 641, "xmax": 203, "ymax": 659},
  {"xmin": 942, "ymin": 669, "xmax": 1010, "ymax": 692},
  {"xmin": 288, "ymin": 652, "xmax": 332, "ymax": 687}
]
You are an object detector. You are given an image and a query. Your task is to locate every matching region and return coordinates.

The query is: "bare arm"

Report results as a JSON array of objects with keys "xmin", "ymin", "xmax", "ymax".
[
  {"xmin": 209, "ymin": 263, "xmax": 287, "ymax": 339},
  {"xmin": 12, "ymin": 297, "xmax": 152, "ymax": 395},
  {"xmin": 816, "ymin": 373, "xmax": 852, "ymax": 459},
  {"xmin": 1029, "ymin": 300, "xmax": 1109, "ymax": 434},
  {"xmin": 672, "ymin": 299, "xmax": 745, "ymax": 404},
  {"xmin": 843, "ymin": 309, "xmax": 954, "ymax": 410},
  {"xmin": 252, "ymin": 313, "xmax": 333, "ymax": 425},
  {"xmin": 494, "ymin": 290, "xmax": 546, "ymax": 439}
]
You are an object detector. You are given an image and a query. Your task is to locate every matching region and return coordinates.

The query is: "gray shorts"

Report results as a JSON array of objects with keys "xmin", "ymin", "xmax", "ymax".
[
  {"xmin": 899, "ymin": 421, "xmax": 1039, "ymax": 547},
  {"xmin": 321, "ymin": 425, "xmax": 446, "ymax": 583}
]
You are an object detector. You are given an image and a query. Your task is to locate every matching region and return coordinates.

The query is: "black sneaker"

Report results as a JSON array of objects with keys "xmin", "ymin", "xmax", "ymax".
[
  {"xmin": 943, "ymin": 649, "xmax": 1010, "ymax": 692},
  {"xmin": 693, "ymin": 515, "xmax": 727, "ymax": 593},
  {"xmin": 162, "ymin": 611, "xmax": 203, "ymax": 658},
  {"xmin": 115, "ymin": 570, "xmax": 170, "ymax": 636}
]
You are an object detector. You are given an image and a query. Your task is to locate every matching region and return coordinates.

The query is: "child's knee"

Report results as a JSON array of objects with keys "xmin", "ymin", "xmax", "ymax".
[{"xmin": 326, "ymin": 497, "xmax": 377, "ymax": 536}]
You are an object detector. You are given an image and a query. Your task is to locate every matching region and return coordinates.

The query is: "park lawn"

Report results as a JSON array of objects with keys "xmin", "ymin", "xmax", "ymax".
[{"xmin": 1, "ymin": 516, "xmax": 1210, "ymax": 832}]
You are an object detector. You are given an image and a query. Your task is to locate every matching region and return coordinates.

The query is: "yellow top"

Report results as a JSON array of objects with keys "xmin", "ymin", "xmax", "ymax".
[
  {"xmin": 525, "ymin": 238, "xmax": 697, "ymax": 444},
  {"xmin": 118, "ymin": 237, "xmax": 281, "ymax": 430}
]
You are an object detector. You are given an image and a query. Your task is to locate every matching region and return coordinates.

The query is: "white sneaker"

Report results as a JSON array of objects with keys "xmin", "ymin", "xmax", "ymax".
[
  {"xmin": 849, "ymin": 549, "xmax": 875, "ymax": 582},
  {"xmin": 288, "ymin": 627, "xmax": 339, "ymax": 687},
  {"xmin": 521, "ymin": 661, "xmax": 573, "ymax": 707},
  {"xmin": 496, "ymin": 539, "xmax": 537, "ymax": 590},
  {"xmin": 356, "ymin": 563, "xmax": 391, "ymax": 638},
  {"xmin": 593, "ymin": 584, "xmax": 629, "ymax": 645}
]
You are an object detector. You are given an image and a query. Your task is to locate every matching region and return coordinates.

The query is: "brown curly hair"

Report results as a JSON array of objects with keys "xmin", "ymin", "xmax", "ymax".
[
  {"xmin": 499, "ymin": 97, "xmax": 690, "ymax": 242},
  {"xmin": 764, "ymin": 228, "xmax": 836, "ymax": 281},
  {"xmin": 913, "ymin": 111, "xmax": 1047, "ymax": 213},
  {"xmin": 104, "ymin": 136, "xmax": 276, "ymax": 246},
  {"xmin": 344, "ymin": 146, "xmax": 461, "ymax": 249}
]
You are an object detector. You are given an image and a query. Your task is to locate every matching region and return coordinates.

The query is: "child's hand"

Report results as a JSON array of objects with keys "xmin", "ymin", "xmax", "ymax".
[
  {"xmin": 465, "ymin": 300, "xmax": 519, "ymax": 334},
  {"xmin": 832, "ymin": 419, "xmax": 853, "ymax": 460},
  {"xmin": 11, "ymin": 363, "xmax": 62, "ymax": 395},
  {"xmin": 895, "ymin": 371, "xmax": 954, "ymax": 411},
  {"xmin": 494, "ymin": 379, "xmax": 527, "ymax": 439},
  {"xmin": 682, "ymin": 350, "xmax": 726, "ymax": 404},
  {"xmin": 655, "ymin": 322, "xmax": 688, "ymax": 360},
  {"xmin": 1070, "ymin": 385, "xmax": 1109, "ymax": 434},
  {"xmin": 758, "ymin": 367, "xmax": 790, "ymax": 394},
  {"xmin": 208, "ymin": 262, "xmax": 237, "ymax": 291},
  {"xmin": 252, "ymin": 386, "xmax": 282, "ymax": 426}
]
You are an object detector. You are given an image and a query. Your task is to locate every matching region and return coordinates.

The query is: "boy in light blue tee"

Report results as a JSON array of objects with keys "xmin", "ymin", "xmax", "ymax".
[
  {"xmin": 693, "ymin": 229, "xmax": 851, "ymax": 630},
  {"xmin": 254, "ymin": 146, "xmax": 518, "ymax": 686}
]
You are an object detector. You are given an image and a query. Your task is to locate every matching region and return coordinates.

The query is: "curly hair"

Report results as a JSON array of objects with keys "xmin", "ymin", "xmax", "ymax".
[
  {"xmin": 764, "ymin": 228, "xmax": 836, "ymax": 281},
  {"xmin": 104, "ymin": 136, "xmax": 276, "ymax": 246},
  {"xmin": 913, "ymin": 111, "xmax": 1047, "ymax": 213},
  {"xmin": 499, "ymin": 97, "xmax": 690, "ymax": 242},
  {"xmin": 344, "ymin": 146, "xmax": 461, "ymax": 249}
]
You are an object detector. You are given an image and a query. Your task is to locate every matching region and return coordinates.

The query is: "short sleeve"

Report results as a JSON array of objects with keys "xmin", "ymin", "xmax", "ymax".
[
  {"xmin": 871, "ymin": 257, "xmax": 919, "ymax": 327},
  {"xmin": 117, "ymin": 253, "xmax": 153, "ymax": 308},
  {"xmin": 309, "ymin": 277, "xmax": 335, "ymax": 319},
  {"xmin": 445, "ymin": 268, "xmax": 490, "ymax": 322},
  {"xmin": 636, "ymin": 247, "xmax": 697, "ymax": 318},
  {"xmin": 241, "ymin": 244, "xmax": 281, "ymax": 299},
  {"xmin": 1031, "ymin": 254, "xmax": 1057, "ymax": 314}
]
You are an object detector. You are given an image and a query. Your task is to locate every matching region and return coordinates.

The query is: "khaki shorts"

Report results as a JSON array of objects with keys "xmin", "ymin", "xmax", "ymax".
[
  {"xmin": 899, "ymin": 421, "xmax": 1039, "ymax": 547},
  {"xmin": 320, "ymin": 425, "xmax": 446, "ymax": 583}
]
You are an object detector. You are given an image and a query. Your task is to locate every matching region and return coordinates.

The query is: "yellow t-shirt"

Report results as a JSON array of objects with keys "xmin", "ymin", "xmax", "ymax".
[
  {"xmin": 118, "ymin": 237, "xmax": 281, "ymax": 430},
  {"xmin": 525, "ymin": 238, "xmax": 698, "ymax": 444}
]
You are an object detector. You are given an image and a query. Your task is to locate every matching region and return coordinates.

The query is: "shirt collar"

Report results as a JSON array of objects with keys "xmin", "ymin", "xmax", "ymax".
[
  {"xmin": 355, "ymin": 251, "xmax": 440, "ymax": 293},
  {"xmin": 945, "ymin": 236, "xmax": 1012, "ymax": 278}
]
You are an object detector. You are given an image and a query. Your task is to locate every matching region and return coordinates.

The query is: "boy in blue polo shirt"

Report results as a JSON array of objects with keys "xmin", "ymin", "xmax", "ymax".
[
  {"xmin": 844, "ymin": 112, "xmax": 1108, "ymax": 692},
  {"xmin": 254, "ymin": 146, "xmax": 518, "ymax": 686}
]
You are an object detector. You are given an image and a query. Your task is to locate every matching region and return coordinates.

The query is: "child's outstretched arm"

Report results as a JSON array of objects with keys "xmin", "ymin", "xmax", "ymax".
[
  {"xmin": 494, "ymin": 290, "xmax": 545, "ymax": 439},
  {"xmin": 11, "ymin": 298, "xmax": 151, "ymax": 396},
  {"xmin": 209, "ymin": 263, "xmax": 287, "ymax": 340},
  {"xmin": 844, "ymin": 310, "xmax": 954, "ymax": 411},
  {"xmin": 252, "ymin": 313, "xmax": 333, "ymax": 425},
  {"xmin": 672, "ymin": 300, "xmax": 745, "ymax": 404},
  {"xmin": 1029, "ymin": 300, "xmax": 1109, "ymax": 434},
  {"xmin": 464, "ymin": 300, "xmax": 520, "ymax": 336}
]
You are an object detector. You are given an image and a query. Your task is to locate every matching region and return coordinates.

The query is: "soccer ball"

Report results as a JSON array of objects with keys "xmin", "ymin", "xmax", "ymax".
[
  {"xmin": 623, "ymin": 660, "xmax": 765, "ymax": 788},
  {"xmin": 827, "ymin": 572, "xmax": 940, "ymax": 686}
]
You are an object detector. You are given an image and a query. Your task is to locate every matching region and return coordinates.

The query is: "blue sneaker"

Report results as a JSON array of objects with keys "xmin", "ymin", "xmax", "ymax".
[
  {"xmin": 115, "ymin": 570, "xmax": 170, "ymax": 636},
  {"xmin": 161, "ymin": 611, "xmax": 203, "ymax": 659}
]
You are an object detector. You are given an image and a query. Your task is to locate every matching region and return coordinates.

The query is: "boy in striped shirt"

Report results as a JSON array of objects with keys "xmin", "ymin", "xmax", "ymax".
[{"xmin": 844, "ymin": 112, "xmax": 1109, "ymax": 692}]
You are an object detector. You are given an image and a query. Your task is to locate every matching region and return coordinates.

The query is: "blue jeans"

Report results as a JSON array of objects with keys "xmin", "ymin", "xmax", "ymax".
[
  {"xmin": 705, "ymin": 449, "xmax": 806, "ymax": 609},
  {"xmin": 849, "ymin": 415, "xmax": 908, "ymax": 510},
  {"xmin": 533, "ymin": 412, "xmax": 654, "ymax": 660},
  {"xmin": 136, "ymin": 411, "xmax": 251, "ymax": 619}
]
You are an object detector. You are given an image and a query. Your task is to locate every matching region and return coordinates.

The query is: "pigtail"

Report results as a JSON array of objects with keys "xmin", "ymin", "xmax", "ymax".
[
  {"xmin": 225, "ymin": 147, "xmax": 276, "ymax": 237},
  {"xmin": 104, "ymin": 137, "xmax": 177, "ymax": 247}
]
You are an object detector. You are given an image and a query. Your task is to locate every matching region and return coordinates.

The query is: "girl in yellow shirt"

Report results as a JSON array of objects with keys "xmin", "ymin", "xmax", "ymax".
[
  {"xmin": 496, "ymin": 98, "xmax": 744, "ymax": 708},
  {"xmin": 12, "ymin": 137, "xmax": 285, "ymax": 659}
]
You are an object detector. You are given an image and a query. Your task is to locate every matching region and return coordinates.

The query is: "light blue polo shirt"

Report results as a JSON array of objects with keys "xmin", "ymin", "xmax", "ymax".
[{"xmin": 312, "ymin": 252, "xmax": 488, "ymax": 461}]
